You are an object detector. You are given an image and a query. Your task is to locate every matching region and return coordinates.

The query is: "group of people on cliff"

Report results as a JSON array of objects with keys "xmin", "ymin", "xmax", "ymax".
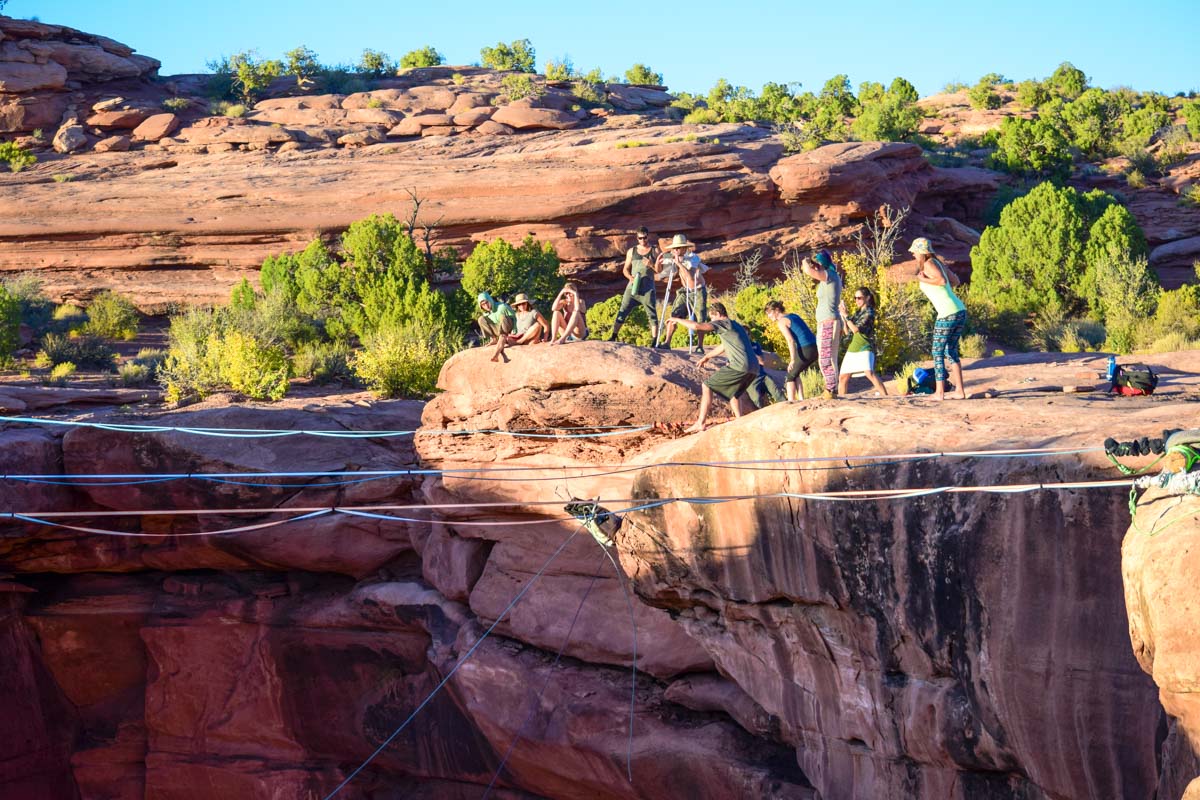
[{"xmin": 474, "ymin": 227, "xmax": 967, "ymax": 433}]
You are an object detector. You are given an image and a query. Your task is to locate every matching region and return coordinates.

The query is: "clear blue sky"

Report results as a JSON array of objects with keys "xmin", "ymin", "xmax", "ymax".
[{"xmin": 15, "ymin": 0, "xmax": 1199, "ymax": 98}]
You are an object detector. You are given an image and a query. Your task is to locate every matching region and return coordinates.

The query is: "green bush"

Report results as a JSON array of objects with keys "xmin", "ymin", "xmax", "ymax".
[
  {"xmin": 1184, "ymin": 100, "xmax": 1200, "ymax": 141},
  {"xmin": 1047, "ymin": 62, "xmax": 1088, "ymax": 100},
  {"xmin": 684, "ymin": 108, "xmax": 721, "ymax": 125},
  {"xmin": 572, "ymin": 79, "xmax": 605, "ymax": 105},
  {"xmin": 544, "ymin": 58, "xmax": 573, "ymax": 81},
  {"xmin": 0, "ymin": 284, "xmax": 19, "ymax": 365},
  {"xmin": 227, "ymin": 51, "xmax": 283, "ymax": 103},
  {"xmin": 357, "ymin": 49, "xmax": 395, "ymax": 77},
  {"xmin": 2, "ymin": 273, "xmax": 54, "ymax": 335},
  {"xmin": 624, "ymin": 64, "xmax": 663, "ymax": 85},
  {"xmin": 218, "ymin": 330, "xmax": 290, "ymax": 401},
  {"xmin": 460, "ymin": 236, "xmax": 561, "ymax": 308},
  {"xmin": 967, "ymin": 77, "xmax": 1002, "ymax": 110},
  {"xmin": 81, "ymin": 291, "xmax": 139, "ymax": 340},
  {"xmin": 293, "ymin": 340, "xmax": 354, "ymax": 384},
  {"xmin": 988, "ymin": 116, "xmax": 1072, "ymax": 178},
  {"xmin": 1060, "ymin": 88, "xmax": 1122, "ymax": 157},
  {"xmin": 481, "ymin": 39, "xmax": 536, "ymax": 73},
  {"xmin": 47, "ymin": 362, "xmax": 76, "ymax": 386},
  {"xmin": 117, "ymin": 361, "xmax": 151, "ymax": 386},
  {"xmin": 161, "ymin": 97, "xmax": 190, "ymax": 112},
  {"xmin": 158, "ymin": 307, "xmax": 225, "ymax": 403},
  {"xmin": 51, "ymin": 303, "xmax": 87, "ymax": 332},
  {"xmin": 959, "ymin": 333, "xmax": 987, "ymax": 358},
  {"xmin": 969, "ymin": 182, "xmax": 1147, "ymax": 319},
  {"xmin": 501, "ymin": 73, "xmax": 544, "ymax": 102},
  {"xmin": 37, "ymin": 333, "xmax": 115, "ymax": 370},
  {"xmin": 0, "ymin": 141, "xmax": 35, "ymax": 173},
  {"xmin": 852, "ymin": 91, "xmax": 921, "ymax": 142},
  {"xmin": 284, "ymin": 46, "xmax": 321, "ymax": 86},
  {"xmin": 889, "ymin": 77, "xmax": 919, "ymax": 104},
  {"xmin": 1015, "ymin": 80, "xmax": 1051, "ymax": 108},
  {"xmin": 353, "ymin": 318, "xmax": 461, "ymax": 398},
  {"xmin": 400, "ymin": 46, "xmax": 443, "ymax": 69},
  {"xmin": 1079, "ymin": 204, "xmax": 1149, "ymax": 314}
]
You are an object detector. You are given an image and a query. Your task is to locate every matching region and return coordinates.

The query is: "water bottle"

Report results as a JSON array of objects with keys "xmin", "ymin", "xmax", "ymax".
[{"xmin": 1106, "ymin": 356, "xmax": 1117, "ymax": 382}]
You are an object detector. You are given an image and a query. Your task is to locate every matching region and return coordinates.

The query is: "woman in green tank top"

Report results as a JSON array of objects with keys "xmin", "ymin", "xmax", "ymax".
[
  {"xmin": 608, "ymin": 226, "xmax": 660, "ymax": 341},
  {"xmin": 909, "ymin": 237, "xmax": 968, "ymax": 401}
]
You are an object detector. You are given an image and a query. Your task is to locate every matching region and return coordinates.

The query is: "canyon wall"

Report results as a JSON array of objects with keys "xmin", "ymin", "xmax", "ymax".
[{"xmin": 4, "ymin": 346, "xmax": 1195, "ymax": 798}]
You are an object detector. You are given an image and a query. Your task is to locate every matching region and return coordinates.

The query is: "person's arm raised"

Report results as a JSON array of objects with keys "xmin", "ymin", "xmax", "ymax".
[{"xmin": 669, "ymin": 316, "xmax": 716, "ymax": 334}]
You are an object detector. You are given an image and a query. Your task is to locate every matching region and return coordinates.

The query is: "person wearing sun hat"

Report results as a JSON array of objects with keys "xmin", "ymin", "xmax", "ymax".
[
  {"xmin": 608, "ymin": 226, "xmax": 661, "ymax": 342},
  {"xmin": 506, "ymin": 292, "xmax": 548, "ymax": 345},
  {"xmin": 799, "ymin": 249, "xmax": 843, "ymax": 399},
  {"xmin": 656, "ymin": 234, "xmax": 710, "ymax": 353},
  {"xmin": 909, "ymin": 237, "xmax": 968, "ymax": 400}
]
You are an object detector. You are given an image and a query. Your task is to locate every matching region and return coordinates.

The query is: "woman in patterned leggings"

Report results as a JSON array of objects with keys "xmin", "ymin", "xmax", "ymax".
[
  {"xmin": 800, "ymin": 250, "xmax": 843, "ymax": 399},
  {"xmin": 909, "ymin": 238, "xmax": 968, "ymax": 401}
]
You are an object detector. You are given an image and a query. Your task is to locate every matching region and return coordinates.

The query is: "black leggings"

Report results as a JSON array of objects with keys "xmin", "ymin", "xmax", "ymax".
[{"xmin": 786, "ymin": 344, "xmax": 818, "ymax": 381}]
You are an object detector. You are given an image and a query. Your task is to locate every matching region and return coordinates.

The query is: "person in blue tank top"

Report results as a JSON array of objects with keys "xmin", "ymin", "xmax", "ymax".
[{"xmin": 764, "ymin": 300, "xmax": 818, "ymax": 401}]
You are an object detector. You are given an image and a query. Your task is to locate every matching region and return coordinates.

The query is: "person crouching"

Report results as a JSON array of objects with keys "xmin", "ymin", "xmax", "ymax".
[
  {"xmin": 476, "ymin": 291, "xmax": 516, "ymax": 363},
  {"xmin": 669, "ymin": 301, "xmax": 758, "ymax": 433}
]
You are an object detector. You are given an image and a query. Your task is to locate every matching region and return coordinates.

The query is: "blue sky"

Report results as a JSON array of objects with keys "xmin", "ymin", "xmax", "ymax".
[{"xmin": 15, "ymin": 0, "xmax": 1199, "ymax": 98}]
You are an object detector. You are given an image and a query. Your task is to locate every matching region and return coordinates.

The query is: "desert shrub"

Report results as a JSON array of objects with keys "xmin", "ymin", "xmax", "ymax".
[
  {"xmin": 1126, "ymin": 168, "xmax": 1147, "ymax": 189},
  {"xmin": 943, "ymin": 81, "xmax": 968, "ymax": 93},
  {"xmin": 81, "ymin": 291, "xmax": 139, "ymax": 340},
  {"xmin": 988, "ymin": 116, "xmax": 1072, "ymax": 178},
  {"xmin": 210, "ymin": 101, "xmax": 246, "ymax": 117},
  {"xmin": 117, "ymin": 361, "xmax": 151, "ymax": 386},
  {"xmin": 544, "ymin": 57, "xmax": 573, "ymax": 81},
  {"xmin": 133, "ymin": 347, "xmax": 167, "ymax": 379},
  {"xmin": 1120, "ymin": 104, "xmax": 1170, "ymax": 151},
  {"xmin": 47, "ymin": 362, "xmax": 76, "ymax": 386},
  {"xmin": 218, "ymin": 330, "xmax": 290, "ymax": 401},
  {"xmin": 2, "ymin": 273, "xmax": 54, "ymax": 334},
  {"xmin": 1134, "ymin": 282, "xmax": 1200, "ymax": 351},
  {"xmin": 357, "ymin": 49, "xmax": 395, "ymax": 77},
  {"xmin": 501, "ymin": 73, "xmax": 544, "ymax": 102},
  {"xmin": 572, "ymin": 79, "xmax": 605, "ymax": 105},
  {"xmin": 319, "ymin": 69, "xmax": 367, "ymax": 95},
  {"xmin": 0, "ymin": 141, "xmax": 35, "ymax": 173},
  {"xmin": 888, "ymin": 77, "xmax": 919, "ymax": 104},
  {"xmin": 0, "ymin": 284, "xmax": 18, "ymax": 364},
  {"xmin": 460, "ymin": 236, "xmax": 561, "ymax": 308},
  {"xmin": 1016, "ymin": 80, "xmax": 1051, "ymax": 108},
  {"xmin": 353, "ymin": 318, "xmax": 461, "ymax": 398},
  {"xmin": 969, "ymin": 182, "xmax": 1147, "ymax": 319},
  {"xmin": 230, "ymin": 277, "xmax": 256, "ymax": 311},
  {"xmin": 967, "ymin": 76, "xmax": 1002, "ymax": 110},
  {"xmin": 1183, "ymin": 100, "xmax": 1200, "ymax": 140},
  {"xmin": 799, "ymin": 368, "xmax": 826, "ymax": 399},
  {"xmin": 226, "ymin": 51, "xmax": 282, "ymax": 103},
  {"xmin": 284, "ymin": 46, "xmax": 321, "ymax": 86},
  {"xmin": 1079, "ymin": 204, "xmax": 1149, "ymax": 308},
  {"xmin": 481, "ymin": 39, "xmax": 536, "ymax": 73},
  {"xmin": 777, "ymin": 121, "xmax": 819, "ymax": 152},
  {"xmin": 161, "ymin": 97, "xmax": 190, "ymax": 112},
  {"xmin": 1159, "ymin": 126, "xmax": 1190, "ymax": 167},
  {"xmin": 1047, "ymin": 62, "xmax": 1088, "ymax": 100},
  {"xmin": 293, "ymin": 340, "xmax": 354, "ymax": 384},
  {"xmin": 1141, "ymin": 331, "xmax": 1200, "ymax": 353},
  {"xmin": 624, "ymin": 64, "xmax": 663, "ymax": 85},
  {"xmin": 451, "ymin": 72, "xmax": 465, "ymax": 85},
  {"xmin": 684, "ymin": 108, "xmax": 721, "ymax": 125},
  {"xmin": 852, "ymin": 88, "xmax": 921, "ymax": 142},
  {"xmin": 37, "ymin": 333, "xmax": 115, "ymax": 370},
  {"xmin": 158, "ymin": 307, "xmax": 225, "ymax": 403},
  {"xmin": 400, "ymin": 46, "xmax": 443, "ymax": 69},
  {"xmin": 1088, "ymin": 251, "xmax": 1160, "ymax": 352},
  {"xmin": 51, "ymin": 303, "xmax": 87, "ymax": 333},
  {"xmin": 958, "ymin": 333, "xmax": 986, "ymax": 358}
]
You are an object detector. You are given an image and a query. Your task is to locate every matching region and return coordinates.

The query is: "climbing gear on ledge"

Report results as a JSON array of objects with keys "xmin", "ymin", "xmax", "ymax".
[
  {"xmin": 1117, "ymin": 429, "xmax": 1200, "ymax": 536},
  {"xmin": 565, "ymin": 498, "xmax": 620, "ymax": 548}
]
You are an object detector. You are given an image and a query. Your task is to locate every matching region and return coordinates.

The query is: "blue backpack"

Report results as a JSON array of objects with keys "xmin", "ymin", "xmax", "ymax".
[{"xmin": 906, "ymin": 367, "xmax": 936, "ymax": 395}]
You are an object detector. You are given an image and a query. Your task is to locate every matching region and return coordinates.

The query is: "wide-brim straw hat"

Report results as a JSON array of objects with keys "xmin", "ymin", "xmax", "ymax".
[
  {"xmin": 908, "ymin": 237, "xmax": 935, "ymax": 255},
  {"xmin": 512, "ymin": 292, "xmax": 532, "ymax": 307},
  {"xmin": 667, "ymin": 234, "xmax": 693, "ymax": 250}
]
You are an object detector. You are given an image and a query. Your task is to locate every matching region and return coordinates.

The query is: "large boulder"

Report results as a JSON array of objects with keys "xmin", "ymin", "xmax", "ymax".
[
  {"xmin": 0, "ymin": 91, "xmax": 68, "ymax": 133},
  {"xmin": 130, "ymin": 113, "xmax": 179, "ymax": 142},
  {"xmin": 769, "ymin": 141, "xmax": 931, "ymax": 210},
  {"xmin": 491, "ymin": 101, "xmax": 583, "ymax": 130},
  {"xmin": 86, "ymin": 108, "xmax": 151, "ymax": 129},
  {"xmin": 52, "ymin": 122, "xmax": 88, "ymax": 153},
  {"xmin": 0, "ymin": 61, "xmax": 67, "ymax": 92}
]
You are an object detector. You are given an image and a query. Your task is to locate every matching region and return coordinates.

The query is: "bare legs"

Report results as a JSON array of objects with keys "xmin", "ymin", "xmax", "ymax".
[{"xmin": 685, "ymin": 388, "xmax": 746, "ymax": 434}]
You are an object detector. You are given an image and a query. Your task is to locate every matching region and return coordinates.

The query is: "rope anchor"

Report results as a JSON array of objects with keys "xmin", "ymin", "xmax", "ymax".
[{"xmin": 564, "ymin": 498, "xmax": 620, "ymax": 548}]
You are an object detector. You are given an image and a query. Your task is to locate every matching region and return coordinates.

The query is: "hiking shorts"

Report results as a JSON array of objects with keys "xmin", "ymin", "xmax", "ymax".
[
  {"xmin": 705, "ymin": 366, "xmax": 757, "ymax": 401},
  {"xmin": 478, "ymin": 314, "xmax": 514, "ymax": 340},
  {"xmin": 615, "ymin": 277, "xmax": 657, "ymax": 325},
  {"xmin": 669, "ymin": 285, "xmax": 708, "ymax": 322}
]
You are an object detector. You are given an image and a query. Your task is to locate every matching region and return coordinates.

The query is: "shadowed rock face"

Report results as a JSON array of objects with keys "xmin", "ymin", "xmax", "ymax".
[{"xmin": 2, "ymin": 348, "xmax": 1199, "ymax": 799}]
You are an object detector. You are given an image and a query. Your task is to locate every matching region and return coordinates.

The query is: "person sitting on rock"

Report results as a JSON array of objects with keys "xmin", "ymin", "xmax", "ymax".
[
  {"xmin": 608, "ymin": 226, "xmax": 660, "ymax": 342},
  {"xmin": 837, "ymin": 286, "xmax": 889, "ymax": 397},
  {"xmin": 477, "ymin": 291, "xmax": 516, "ymax": 363},
  {"xmin": 670, "ymin": 302, "xmax": 758, "ymax": 433},
  {"xmin": 550, "ymin": 282, "xmax": 589, "ymax": 344},
  {"xmin": 764, "ymin": 300, "xmax": 818, "ymax": 401},
  {"xmin": 657, "ymin": 234, "xmax": 710, "ymax": 354},
  {"xmin": 507, "ymin": 293, "xmax": 549, "ymax": 345}
]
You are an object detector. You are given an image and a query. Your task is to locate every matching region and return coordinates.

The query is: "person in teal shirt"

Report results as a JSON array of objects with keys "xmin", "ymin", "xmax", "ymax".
[{"xmin": 909, "ymin": 238, "xmax": 968, "ymax": 400}]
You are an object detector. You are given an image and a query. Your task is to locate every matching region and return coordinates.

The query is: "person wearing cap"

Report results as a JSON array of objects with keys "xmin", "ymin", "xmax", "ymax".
[
  {"xmin": 608, "ymin": 226, "xmax": 661, "ymax": 342},
  {"xmin": 476, "ymin": 291, "xmax": 516, "ymax": 363},
  {"xmin": 763, "ymin": 300, "xmax": 818, "ymax": 401},
  {"xmin": 837, "ymin": 287, "xmax": 888, "ymax": 397},
  {"xmin": 506, "ymin": 293, "xmax": 549, "ymax": 345},
  {"xmin": 550, "ymin": 281, "xmax": 589, "ymax": 344},
  {"xmin": 669, "ymin": 301, "xmax": 757, "ymax": 433},
  {"xmin": 657, "ymin": 234, "xmax": 710, "ymax": 353},
  {"xmin": 800, "ymin": 249, "xmax": 843, "ymax": 399},
  {"xmin": 909, "ymin": 237, "xmax": 968, "ymax": 400}
]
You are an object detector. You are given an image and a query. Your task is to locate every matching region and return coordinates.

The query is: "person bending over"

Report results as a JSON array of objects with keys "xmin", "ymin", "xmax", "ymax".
[
  {"xmin": 550, "ymin": 282, "xmax": 589, "ymax": 344},
  {"xmin": 507, "ymin": 293, "xmax": 549, "ymax": 345},
  {"xmin": 670, "ymin": 302, "xmax": 758, "ymax": 433},
  {"xmin": 476, "ymin": 292, "xmax": 516, "ymax": 363},
  {"xmin": 763, "ymin": 300, "xmax": 817, "ymax": 401},
  {"xmin": 608, "ymin": 226, "xmax": 660, "ymax": 342}
]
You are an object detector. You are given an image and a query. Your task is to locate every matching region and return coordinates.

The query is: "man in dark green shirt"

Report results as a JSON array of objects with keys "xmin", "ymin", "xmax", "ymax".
[{"xmin": 669, "ymin": 302, "xmax": 758, "ymax": 433}]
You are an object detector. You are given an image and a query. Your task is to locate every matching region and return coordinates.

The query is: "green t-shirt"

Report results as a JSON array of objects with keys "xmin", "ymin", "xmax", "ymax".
[
  {"xmin": 710, "ymin": 318, "xmax": 755, "ymax": 372},
  {"xmin": 847, "ymin": 307, "xmax": 876, "ymax": 352},
  {"xmin": 486, "ymin": 302, "xmax": 515, "ymax": 325}
]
